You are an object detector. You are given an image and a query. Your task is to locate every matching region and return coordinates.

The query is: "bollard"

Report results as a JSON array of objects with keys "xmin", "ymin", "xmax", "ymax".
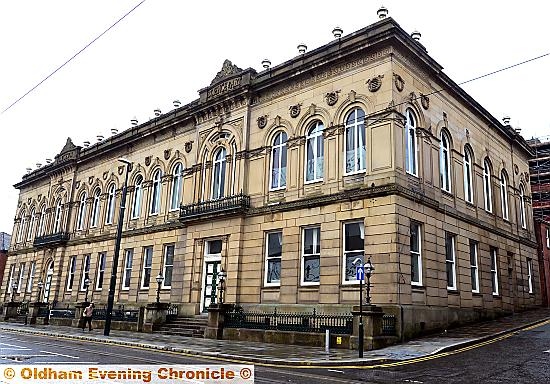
[{"xmin": 325, "ymin": 329, "xmax": 330, "ymax": 353}]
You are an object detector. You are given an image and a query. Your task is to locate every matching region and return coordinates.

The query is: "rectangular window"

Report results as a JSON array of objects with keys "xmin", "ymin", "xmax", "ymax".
[
  {"xmin": 141, "ymin": 246, "xmax": 153, "ymax": 289},
  {"xmin": 96, "ymin": 252, "xmax": 106, "ymax": 290},
  {"xmin": 527, "ymin": 258, "xmax": 533, "ymax": 294},
  {"xmin": 122, "ymin": 249, "xmax": 133, "ymax": 290},
  {"xmin": 410, "ymin": 223, "xmax": 422, "ymax": 286},
  {"xmin": 67, "ymin": 256, "xmax": 77, "ymax": 291},
  {"xmin": 7, "ymin": 264, "xmax": 16, "ymax": 293},
  {"xmin": 265, "ymin": 231, "xmax": 282, "ymax": 286},
  {"xmin": 445, "ymin": 233, "xmax": 456, "ymax": 290},
  {"xmin": 344, "ymin": 221, "xmax": 365, "ymax": 282},
  {"xmin": 469, "ymin": 240, "xmax": 479, "ymax": 293},
  {"xmin": 302, "ymin": 227, "xmax": 320, "ymax": 284},
  {"xmin": 490, "ymin": 247, "xmax": 499, "ymax": 296},
  {"xmin": 162, "ymin": 244, "xmax": 174, "ymax": 288},
  {"xmin": 26, "ymin": 261, "xmax": 35, "ymax": 293},
  {"xmin": 546, "ymin": 228, "xmax": 550, "ymax": 249},
  {"xmin": 80, "ymin": 254, "xmax": 91, "ymax": 291},
  {"xmin": 17, "ymin": 263, "xmax": 25, "ymax": 293}
]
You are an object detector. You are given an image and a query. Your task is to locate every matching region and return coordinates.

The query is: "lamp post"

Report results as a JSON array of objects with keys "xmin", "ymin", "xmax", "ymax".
[
  {"xmin": 83, "ymin": 277, "xmax": 90, "ymax": 303},
  {"xmin": 104, "ymin": 158, "xmax": 132, "ymax": 336},
  {"xmin": 364, "ymin": 257, "xmax": 375, "ymax": 305},
  {"xmin": 217, "ymin": 269, "xmax": 227, "ymax": 304},
  {"xmin": 352, "ymin": 258, "xmax": 364, "ymax": 358},
  {"xmin": 11, "ymin": 282, "xmax": 18, "ymax": 302},
  {"xmin": 155, "ymin": 273, "xmax": 164, "ymax": 304},
  {"xmin": 37, "ymin": 281, "xmax": 44, "ymax": 303}
]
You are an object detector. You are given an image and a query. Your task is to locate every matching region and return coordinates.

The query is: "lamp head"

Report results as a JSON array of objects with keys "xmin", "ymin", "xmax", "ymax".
[
  {"xmin": 37, "ymin": 281, "xmax": 44, "ymax": 288},
  {"xmin": 156, "ymin": 273, "xmax": 164, "ymax": 284},
  {"xmin": 84, "ymin": 277, "xmax": 90, "ymax": 287},
  {"xmin": 364, "ymin": 257, "xmax": 375, "ymax": 276}
]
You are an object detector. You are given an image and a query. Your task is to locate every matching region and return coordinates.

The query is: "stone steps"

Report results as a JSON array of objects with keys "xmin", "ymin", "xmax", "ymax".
[{"xmin": 154, "ymin": 316, "xmax": 208, "ymax": 338}]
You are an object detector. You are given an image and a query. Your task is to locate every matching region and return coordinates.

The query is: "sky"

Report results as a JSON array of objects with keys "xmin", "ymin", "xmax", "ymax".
[{"xmin": 0, "ymin": 1, "xmax": 549, "ymax": 233}]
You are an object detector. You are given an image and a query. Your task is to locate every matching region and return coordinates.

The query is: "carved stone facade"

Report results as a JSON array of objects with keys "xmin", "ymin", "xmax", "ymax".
[{"xmin": 2, "ymin": 17, "xmax": 540, "ymax": 339}]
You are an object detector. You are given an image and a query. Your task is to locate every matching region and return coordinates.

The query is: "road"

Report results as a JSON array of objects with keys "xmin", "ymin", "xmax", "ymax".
[{"xmin": 1, "ymin": 322, "xmax": 549, "ymax": 383}]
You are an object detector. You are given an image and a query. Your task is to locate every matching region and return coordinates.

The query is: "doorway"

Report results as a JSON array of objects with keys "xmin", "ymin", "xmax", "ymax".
[{"xmin": 200, "ymin": 240, "xmax": 222, "ymax": 312}]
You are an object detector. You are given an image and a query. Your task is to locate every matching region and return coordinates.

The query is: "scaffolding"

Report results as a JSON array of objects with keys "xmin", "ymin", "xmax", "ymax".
[{"xmin": 528, "ymin": 135, "xmax": 550, "ymax": 222}]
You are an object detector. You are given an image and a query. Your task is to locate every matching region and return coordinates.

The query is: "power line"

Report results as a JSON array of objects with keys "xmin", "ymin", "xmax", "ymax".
[{"xmin": 1, "ymin": 0, "xmax": 147, "ymax": 115}]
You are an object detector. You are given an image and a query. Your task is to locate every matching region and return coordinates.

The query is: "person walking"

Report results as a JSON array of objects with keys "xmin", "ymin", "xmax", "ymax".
[{"xmin": 82, "ymin": 302, "xmax": 94, "ymax": 331}]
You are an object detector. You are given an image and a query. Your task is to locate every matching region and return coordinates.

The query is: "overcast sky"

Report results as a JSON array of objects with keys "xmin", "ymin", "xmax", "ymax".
[{"xmin": 1, "ymin": 1, "xmax": 549, "ymax": 233}]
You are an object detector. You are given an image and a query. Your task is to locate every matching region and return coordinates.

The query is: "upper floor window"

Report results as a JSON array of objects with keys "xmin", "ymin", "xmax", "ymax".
[
  {"xmin": 500, "ymin": 170, "xmax": 509, "ymax": 220},
  {"xmin": 231, "ymin": 142, "xmax": 238, "ymax": 195},
  {"xmin": 90, "ymin": 189, "xmax": 101, "ymax": 228},
  {"xmin": 305, "ymin": 121, "xmax": 324, "ymax": 183},
  {"xmin": 141, "ymin": 246, "xmax": 153, "ymax": 289},
  {"xmin": 345, "ymin": 108, "xmax": 366, "ymax": 174},
  {"xmin": 26, "ymin": 261, "xmax": 35, "ymax": 293},
  {"xmin": 105, "ymin": 185, "xmax": 116, "ymax": 224},
  {"xmin": 170, "ymin": 163, "xmax": 183, "ymax": 211},
  {"xmin": 483, "ymin": 159, "xmax": 493, "ymax": 212},
  {"xmin": 405, "ymin": 109, "xmax": 418, "ymax": 176},
  {"xmin": 440, "ymin": 131, "xmax": 452, "ymax": 192},
  {"xmin": 17, "ymin": 263, "xmax": 25, "ymax": 293},
  {"xmin": 77, "ymin": 192, "xmax": 87, "ymax": 230},
  {"xmin": 519, "ymin": 184, "xmax": 527, "ymax": 229},
  {"xmin": 37, "ymin": 206, "xmax": 46, "ymax": 237},
  {"xmin": 463, "ymin": 146, "xmax": 474, "ymax": 204},
  {"xmin": 17, "ymin": 212, "xmax": 26, "ymax": 243},
  {"xmin": 53, "ymin": 200, "xmax": 63, "ymax": 233},
  {"xmin": 150, "ymin": 170, "xmax": 162, "ymax": 215},
  {"xmin": 211, "ymin": 148, "xmax": 227, "ymax": 200},
  {"xmin": 122, "ymin": 249, "xmax": 133, "ymax": 290},
  {"xmin": 131, "ymin": 175, "xmax": 143, "ymax": 219},
  {"xmin": 546, "ymin": 227, "xmax": 550, "ymax": 248},
  {"xmin": 270, "ymin": 132, "xmax": 287, "ymax": 190},
  {"xmin": 27, "ymin": 209, "xmax": 36, "ymax": 241}
]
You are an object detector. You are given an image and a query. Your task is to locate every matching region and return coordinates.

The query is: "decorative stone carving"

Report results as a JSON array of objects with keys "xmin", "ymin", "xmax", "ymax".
[
  {"xmin": 185, "ymin": 141, "xmax": 193, "ymax": 153},
  {"xmin": 287, "ymin": 136, "xmax": 306, "ymax": 149},
  {"xmin": 367, "ymin": 75, "xmax": 384, "ymax": 92},
  {"xmin": 145, "ymin": 156, "xmax": 152, "ymax": 166},
  {"xmin": 102, "ymin": 171, "xmax": 108, "ymax": 180},
  {"xmin": 325, "ymin": 91, "xmax": 339, "ymax": 106},
  {"xmin": 289, "ymin": 104, "xmax": 301, "ymax": 118},
  {"xmin": 210, "ymin": 59, "xmax": 243, "ymax": 85},
  {"xmin": 514, "ymin": 164, "xmax": 519, "ymax": 175},
  {"xmin": 420, "ymin": 93, "xmax": 430, "ymax": 110},
  {"xmin": 524, "ymin": 171, "xmax": 530, "ymax": 182},
  {"xmin": 164, "ymin": 149, "xmax": 171, "ymax": 160},
  {"xmin": 75, "ymin": 181, "xmax": 81, "ymax": 189},
  {"xmin": 393, "ymin": 73, "xmax": 405, "ymax": 92},
  {"xmin": 323, "ymin": 124, "xmax": 343, "ymax": 139},
  {"xmin": 118, "ymin": 166, "xmax": 124, "ymax": 175},
  {"xmin": 88, "ymin": 176, "xmax": 94, "ymax": 185},
  {"xmin": 37, "ymin": 194, "xmax": 42, "ymax": 202},
  {"xmin": 257, "ymin": 115, "xmax": 268, "ymax": 129}
]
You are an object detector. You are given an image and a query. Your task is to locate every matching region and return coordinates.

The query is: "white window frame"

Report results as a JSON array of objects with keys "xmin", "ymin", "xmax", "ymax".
[
  {"xmin": 122, "ymin": 249, "xmax": 133, "ymax": 290},
  {"xmin": 546, "ymin": 227, "xmax": 550, "ymax": 249},
  {"xmin": 170, "ymin": 163, "xmax": 183, "ymax": 211},
  {"xmin": 53, "ymin": 200, "xmax": 63, "ymax": 233},
  {"xmin": 66, "ymin": 256, "xmax": 77, "ymax": 291},
  {"xmin": 305, "ymin": 121, "xmax": 324, "ymax": 183},
  {"xmin": 131, "ymin": 176, "xmax": 143, "ymax": 219},
  {"xmin": 342, "ymin": 221, "xmax": 365, "ymax": 284},
  {"xmin": 17, "ymin": 263, "xmax": 25, "ymax": 293},
  {"xmin": 470, "ymin": 240, "xmax": 479, "ymax": 293},
  {"xmin": 445, "ymin": 233, "xmax": 456, "ymax": 290},
  {"xmin": 527, "ymin": 258, "xmax": 533, "ymax": 294},
  {"xmin": 270, "ymin": 132, "xmax": 287, "ymax": 190},
  {"xmin": 17, "ymin": 214, "xmax": 26, "ymax": 243},
  {"xmin": 7, "ymin": 264, "xmax": 15, "ymax": 293},
  {"xmin": 264, "ymin": 231, "xmax": 283, "ymax": 287},
  {"xmin": 500, "ymin": 171, "xmax": 509, "ymax": 220},
  {"xmin": 231, "ymin": 142, "xmax": 238, "ymax": 195},
  {"xmin": 141, "ymin": 246, "xmax": 153, "ymax": 289},
  {"xmin": 27, "ymin": 209, "xmax": 36, "ymax": 241},
  {"xmin": 344, "ymin": 108, "xmax": 366, "ymax": 175},
  {"xmin": 483, "ymin": 159, "xmax": 493, "ymax": 213},
  {"xmin": 301, "ymin": 226, "xmax": 321, "ymax": 285},
  {"xmin": 80, "ymin": 254, "xmax": 91, "ymax": 291},
  {"xmin": 90, "ymin": 189, "xmax": 101, "ymax": 228},
  {"xmin": 405, "ymin": 109, "xmax": 418, "ymax": 176},
  {"xmin": 26, "ymin": 261, "xmax": 35, "ymax": 293},
  {"xmin": 440, "ymin": 132, "xmax": 452, "ymax": 193},
  {"xmin": 490, "ymin": 248, "xmax": 499, "ymax": 296},
  {"xmin": 410, "ymin": 222, "xmax": 422, "ymax": 286},
  {"xmin": 37, "ymin": 206, "xmax": 46, "ymax": 237},
  {"xmin": 519, "ymin": 185, "xmax": 527, "ymax": 229},
  {"xmin": 105, "ymin": 185, "xmax": 116, "ymax": 224},
  {"xmin": 162, "ymin": 244, "xmax": 174, "ymax": 288},
  {"xmin": 77, "ymin": 192, "xmax": 87, "ymax": 230},
  {"xmin": 211, "ymin": 148, "xmax": 227, "ymax": 200},
  {"xmin": 463, "ymin": 146, "xmax": 473, "ymax": 204},
  {"xmin": 150, "ymin": 170, "xmax": 162, "ymax": 215},
  {"xmin": 96, "ymin": 252, "xmax": 106, "ymax": 290}
]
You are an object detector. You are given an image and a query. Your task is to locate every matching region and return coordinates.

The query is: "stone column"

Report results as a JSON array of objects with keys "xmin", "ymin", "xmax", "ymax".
[
  {"xmin": 204, "ymin": 303, "xmax": 234, "ymax": 339},
  {"xmin": 27, "ymin": 302, "xmax": 48, "ymax": 325},
  {"xmin": 350, "ymin": 304, "xmax": 387, "ymax": 350},
  {"xmin": 143, "ymin": 302, "xmax": 169, "ymax": 333},
  {"xmin": 1, "ymin": 302, "xmax": 20, "ymax": 321}
]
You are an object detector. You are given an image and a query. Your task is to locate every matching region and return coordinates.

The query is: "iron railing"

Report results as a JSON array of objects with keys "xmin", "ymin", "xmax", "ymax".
[
  {"xmin": 37, "ymin": 306, "xmax": 50, "ymax": 318},
  {"xmin": 93, "ymin": 308, "xmax": 139, "ymax": 322},
  {"xmin": 16, "ymin": 301, "xmax": 29, "ymax": 316},
  {"xmin": 180, "ymin": 193, "xmax": 250, "ymax": 221},
  {"xmin": 382, "ymin": 314, "xmax": 396, "ymax": 336},
  {"xmin": 166, "ymin": 304, "xmax": 179, "ymax": 321},
  {"xmin": 33, "ymin": 232, "xmax": 70, "ymax": 247},
  {"xmin": 49, "ymin": 308, "xmax": 76, "ymax": 318},
  {"xmin": 225, "ymin": 307, "xmax": 353, "ymax": 334}
]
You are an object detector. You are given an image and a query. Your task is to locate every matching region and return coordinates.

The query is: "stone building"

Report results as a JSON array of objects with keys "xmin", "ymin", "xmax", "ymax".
[{"xmin": 2, "ymin": 13, "xmax": 541, "ymax": 338}]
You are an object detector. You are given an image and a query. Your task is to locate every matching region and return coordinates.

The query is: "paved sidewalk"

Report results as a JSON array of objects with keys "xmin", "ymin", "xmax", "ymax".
[{"xmin": 1, "ymin": 308, "xmax": 549, "ymax": 366}]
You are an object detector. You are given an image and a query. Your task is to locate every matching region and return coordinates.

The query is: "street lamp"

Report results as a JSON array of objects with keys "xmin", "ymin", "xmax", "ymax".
[
  {"xmin": 83, "ymin": 277, "xmax": 90, "ymax": 303},
  {"xmin": 37, "ymin": 281, "xmax": 44, "ymax": 303},
  {"xmin": 155, "ymin": 273, "xmax": 164, "ymax": 304},
  {"xmin": 217, "ymin": 269, "xmax": 227, "ymax": 304},
  {"xmin": 352, "ymin": 258, "xmax": 364, "ymax": 358},
  {"xmin": 364, "ymin": 257, "xmax": 375, "ymax": 305},
  {"xmin": 104, "ymin": 158, "xmax": 132, "ymax": 336},
  {"xmin": 11, "ymin": 282, "xmax": 18, "ymax": 302}
]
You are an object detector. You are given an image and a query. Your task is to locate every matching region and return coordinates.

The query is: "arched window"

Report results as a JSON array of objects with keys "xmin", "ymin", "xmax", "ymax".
[
  {"xmin": 105, "ymin": 185, "xmax": 116, "ymax": 224},
  {"xmin": 405, "ymin": 109, "xmax": 418, "ymax": 176},
  {"xmin": 27, "ymin": 208, "xmax": 36, "ymax": 241},
  {"xmin": 211, "ymin": 148, "xmax": 227, "ymax": 199},
  {"xmin": 53, "ymin": 200, "xmax": 63, "ymax": 233},
  {"xmin": 440, "ymin": 131, "xmax": 452, "ymax": 192},
  {"xmin": 17, "ymin": 212, "xmax": 26, "ymax": 243},
  {"xmin": 201, "ymin": 149, "xmax": 209, "ymax": 201},
  {"xmin": 37, "ymin": 206, "xmax": 46, "ymax": 237},
  {"xmin": 500, "ymin": 170, "xmax": 509, "ymax": 220},
  {"xmin": 483, "ymin": 158, "xmax": 493, "ymax": 212},
  {"xmin": 170, "ymin": 163, "xmax": 183, "ymax": 211},
  {"xmin": 519, "ymin": 184, "xmax": 527, "ymax": 229},
  {"xmin": 150, "ymin": 169, "xmax": 162, "ymax": 214},
  {"xmin": 76, "ymin": 192, "xmax": 87, "ymax": 230},
  {"xmin": 305, "ymin": 121, "xmax": 324, "ymax": 182},
  {"xmin": 231, "ymin": 142, "xmax": 237, "ymax": 195},
  {"xmin": 463, "ymin": 146, "xmax": 474, "ymax": 204},
  {"xmin": 345, "ymin": 108, "xmax": 366, "ymax": 174},
  {"xmin": 90, "ymin": 189, "xmax": 101, "ymax": 228},
  {"xmin": 270, "ymin": 132, "xmax": 287, "ymax": 190},
  {"xmin": 131, "ymin": 175, "xmax": 143, "ymax": 219}
]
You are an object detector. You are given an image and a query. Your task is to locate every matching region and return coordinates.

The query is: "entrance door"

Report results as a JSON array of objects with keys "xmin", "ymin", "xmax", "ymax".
[{"xmin": 202, "ymin": 261, "xmax": 220, "ymax": 312}]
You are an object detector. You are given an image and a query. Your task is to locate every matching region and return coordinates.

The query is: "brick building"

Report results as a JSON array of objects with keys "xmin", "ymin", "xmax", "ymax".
[{"xmin": 0, "ymin": 232, "xmax": 10, "ymax": 289}]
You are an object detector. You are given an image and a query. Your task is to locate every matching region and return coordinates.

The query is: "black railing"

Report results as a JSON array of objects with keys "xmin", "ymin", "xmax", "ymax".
[
  {"xmin": 382, "ymin": 314, "xmax": 396, "ymax": 336},
  {"xmin": 49, "ymin": 308, "xmax": 76, "ymax": 318},
  {"xmin": 17, "ymin": 301, "xmax": 29, "ymax": 316},
  {"xmin": 33, "ymin": 232, "xmax": 70, "ymax": 247},
  {"xmin": 37, "ymin": 306, "xmax": 50, "ymax": 318},
  {"xmin": 180, "ymin": 193, "xmax": 250, "ymax": 221},
  {"xmin": 166, "ymin": 304, "xmax": 179, "ymax": 321},
  {"xmin": 225, "ymin": 307, "xmax": 353, "ymax": 334},
  {"xmin": 93, "ymin": 308, "xmax": 139, "ymax": 322}
]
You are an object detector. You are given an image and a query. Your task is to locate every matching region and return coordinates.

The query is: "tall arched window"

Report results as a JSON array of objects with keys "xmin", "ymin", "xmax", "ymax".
[
  {"xmin": 405, "ymin": 109, "xmax": 418, "ymax": 176},
  {"xmin": 27, "ymin": 209, "xmax": 36, "ymax": 241},
  {"xmin": 211, "ymin": 148, "xmax": 227, "ymax": 199},
  {"xmin": 105, "ymin": 185, "xmax": 116, "ymax": 224},
  {"xmin": 305, "ymin": 121, "xmax": 324, "ymax": 182},
  {"xmin": 90, "ymin": 189, "xmax": 101, "ymax": 228},
  {"xmin": 463, "ymin": 146, "xmax": 474, "ymax": 204},
  {"xmin": 76, "ymin": 192, "xmax": 87, "ymax": 230},
  {"xmin": 53, "ymin": 200, "xmax": 63, "ymax": 233},
  {"xmin": 500, "ymin": 170, "xmax": 509, "ymax": 220},
  {"xmin": 37, "ymin": 206, "xmax": 46, "ymax": 237},
  {"xmin": 270, "ymin": 132, "xmax": 287, "ymax": 190},
  {"xmin": 483, "ymin": 158, "xmax": 493, "ymax": 213},
  {"xmin": 150, "ymin": 169, "xmax": 162, "ymax": 214},
  {"xmin": 345, "ymin": 108, "xmax": 366, "ymax": 174},
  {"xmin": 519, "ymin": 184, "xmax": 527, "ymax": 229},
  {"xmin": 231, "ymin": 142, "xmax": 237, "ymax": 195},
  {"xmin": 17, "ymin": 212, "xmax": 26, "ymax": 243},
  {"xmin": 131, "ymin": 175, "xmax": 143, "ymax": 219},
  {"xmin": 170, "ymin": 163, "xmax": 183, "ymax": 211},
  {"xmin": 440, "ymin": 131, "xmax": 452, "ymax": 192}
]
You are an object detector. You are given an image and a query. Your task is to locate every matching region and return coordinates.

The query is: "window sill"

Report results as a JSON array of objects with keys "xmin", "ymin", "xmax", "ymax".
[
  {"xmin": 304, "ymin": 179, "xmax": 323, "ymax": 185},
  {"xmin": 447, "ymin": 289, "xmax": 459, "ymax": 295},
  {"xmin": 300, "ymin": 282, "xmax": 320, "ymax": 287},
  {"xmin": 441, "ymin": 189, "xmax": 453, "ymax": 198},
  {"xmin": 263, "ymin": 284, "xmax": 280, "ymax": 289},
  {"xmin": 472, "ymin": 292, "xmax": 482, "ymax": 297},
  {"xmin": 411, "ymin": 284, "xmax": 425, "ymax": 290}
]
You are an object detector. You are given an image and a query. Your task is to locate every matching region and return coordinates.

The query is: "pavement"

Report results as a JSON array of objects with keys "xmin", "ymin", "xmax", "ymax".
[{"xmin": 1, "ymin": 307, "xmax": 550, "ymax": 367}]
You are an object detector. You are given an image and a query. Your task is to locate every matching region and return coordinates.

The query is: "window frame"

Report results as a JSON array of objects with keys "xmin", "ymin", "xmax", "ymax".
[
  {"xmin": 264, "ymin": 231, "xmax": 283, "ymax": 287},
  {"xmin": 527, "ymin": 258, "xmax": 533, "ymax": 294},
  {"xmin": 463, "ymin": 146, "xmax": 474, "ymax": 204},
  {"xmin": 27, "ymin": 209, "xmax": 36, "ymax": 241},
  {"xmin": 469, "ymin": 240, "xmax": 479, "ymax": 293},
  {"xmin": 344, "ymin": 108, "xmax": 366, "ymax": 175},
  {"xmin": 66, "ymin": 256, "xmax": 77, "ymax": 291},
  {"xmin": 301, "ymin": 226, "xmax": 321, "ymax": 285},
  {"xmin": 170, "ymin": 163, "xmax": 183, "ymax": 211},
  {"xmin": 17, "ymin": 263, "xmax": 25, "ymax": 293},
  {"xmin": 76, "ymin": 192, "xmax": 87, "ymax": 230},
  {"xmin": 131, "ymin": 175, "xmax": 143, "ymax": 219},
  {"xmin": 90, "ymin": 189, "xmax": 101, "ymax": 228},
  {"xmin": 122, "ymin": 249, "xmax": 133, "ymax": 290},
  {"xmin": 305, "ymin": 121, "xmax": 325, "ymax": 183},
  {"xmin": 445, "ymin": 232, "xmax": 457, "ymax": 290},
  {"xmin": 500, "ymin": 170, "xmax": 509, "ymax": 220},
  {"xmin": 211, "ymin": 147, "xmax": 227, "ymax": 200},
  {"xmin": 490, "ymin": 247, "xmax": 499, "ymax": 296},
  {"xmin": 440, "ymin": 132, "xmax": 452, "ymax": 193},
  {"xmin": 37, "ymin": 206, "xmax": 46, "ymax": 237},
  {"xmin": 150, "ymin": 169, "xmax": 162, "ymax": 215},
  {"xmin": 96, "ymin": 252, "xmax": 106, "ymax": 290},
  {"xmin": 7, "ymin": 264, "xmax": 16, "ymax": 293},
  {"xmin": 105, "ymin": 185, "xmax": 116, "ymax": 224},
  {"xmin": 162, "ymin": 244, "xmax": 175, "ymax": 289},
  {"xmin": 519, "ymin": 184, "xmax": 527, "ymax": 229},
  {"xmin": 80, "ymin": 254, "xmax": 91, "ymax": 291},
  {"xmin": 342, "ymin": 221, "xmax": 365, "ymax": 284},
  {"xmin": 270, "ymin": 132, "xmax": 288, "ymax": 191},
  {"xmin": 546, "ymin": 227, "xmax": 550, "ymax": 249},
  {"xmin": 17, "ymin": 213, "xmax": 26, "ymax": 243},
  {"xmin": 53, "ymin": 200, "xmax": 63, "ymax": 233},
  {"xmin": 26, "ymin": 261, "xmax": 35, "ymax": 293},
  {"xmin": 140, "ymin": 246, "xmax": 153, "ymax": 289},
  {"xmin": 483, "ymin": 159, "xmax": 493, "ymax": 213},
  {"xmin": 410, "ymin": 222, "xmax": 422, "ymax": 286},
  {"xmin": 405, "ymin": 109, "xmax": 418, "ymax": 177}
]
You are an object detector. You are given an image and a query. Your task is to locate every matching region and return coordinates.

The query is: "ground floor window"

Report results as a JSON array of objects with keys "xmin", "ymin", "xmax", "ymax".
[
  {"xmin": 302, "ymin": 226, "xmax": 320, "ymax": 284},
  {"xmin": 163, "ymin": 244, "xmax": 175, "ymax": 288},
  {"xmin": 490, "ymin": 247, "xmax": 499, "ymax": 296},
  {"xmin": 410, "ymin": 223, "xmax": 422, "ymax": 286},
  {"xmin": 141, "ymin": 246, "xmax": 153, "ymax": 289},
  {"xmin": 265, "ymin": 231, "xmax": 282, "ymax": 286},
  {"xmin": 343, "ymin": 221, "xmax": 365, "ymax": 282},
  {"xmin": 470, "ymin": 240, "xmax": 479, "ymax": 293},
  {"xmin": 122, "ymin": 249, "xmax": 133, "ymax": 290},
  {"xmin": 445, "ymin": 233, "xmax": 456, "ymax": 290},
  {"xmin": 96, "ymin": 252, "xmax": 106, "ymax": 290},
  {"xmin": 527, "ymin": 258, "xmax": 533, "ymax": 294}
]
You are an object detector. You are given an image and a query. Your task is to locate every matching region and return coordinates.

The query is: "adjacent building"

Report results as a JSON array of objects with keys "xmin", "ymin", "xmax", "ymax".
[
  {"xmin": 2, "ymin": 13, "xmax": 541, "ymax": 338},
  {"xmin": 0, "ymin": 232, "xmax": 10, "ymax": 289}
]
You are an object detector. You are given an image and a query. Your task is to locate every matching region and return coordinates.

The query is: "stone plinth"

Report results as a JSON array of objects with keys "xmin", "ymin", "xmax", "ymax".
[
  {"xmin": 205, "ymin": 303, "xmax": 234, "ymax": 339},
  {"xmin": 143, "ymin": 302, "xmax": 170, "ymax": 333},
  {"xmin": 2, "ymin": 301, "xmax": 21, "ymax": 321},
  {"xmin": 27, "ymin": 302, "xmax": 48, "ymax": 325},
  {"xmin": 350, "ymin": 304, "xmax": 391, "ymax": 350}
]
